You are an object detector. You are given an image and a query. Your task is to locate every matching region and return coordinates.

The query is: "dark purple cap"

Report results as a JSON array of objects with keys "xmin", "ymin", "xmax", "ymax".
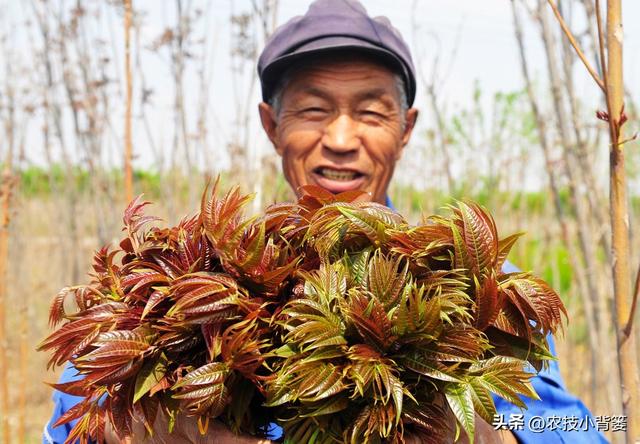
[{"xmin": 258, "ymin": 0, "xmax": 416, "ymax": 106}]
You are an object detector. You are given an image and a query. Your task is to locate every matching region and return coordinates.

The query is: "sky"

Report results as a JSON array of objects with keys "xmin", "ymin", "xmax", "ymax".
[
  {"xmin": 4, "ymin": 0, "xmax": 640, "ymax": 190},
  {"xmin": 133, "ymin": 0, "xmax": 640, "ymax": 176},
  {"xmin": 223, "ymin": 0, "xmax": 640, "ymax": 111},
  {"xmin": 219, "ymin": 0, "xmax": 640, "ymax": 109}
]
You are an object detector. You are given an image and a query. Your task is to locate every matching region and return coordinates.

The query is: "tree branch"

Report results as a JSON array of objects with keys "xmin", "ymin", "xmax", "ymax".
[
  {"xmin": 594, "ymin": 0, "xmax": 608, "ymax": 91},
  {"xmin": 546, "ymin": 0, "xmax": 605, "ymax": 92},
  {"xmin": 624, "ymin": 263, "xmax": 640, "ymax": 339}
]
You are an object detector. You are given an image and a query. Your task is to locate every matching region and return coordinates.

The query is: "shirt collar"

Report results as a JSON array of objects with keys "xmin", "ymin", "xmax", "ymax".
[{"xmin": 384, "ymin": 195, "xmax": 395, "ymax": 210}]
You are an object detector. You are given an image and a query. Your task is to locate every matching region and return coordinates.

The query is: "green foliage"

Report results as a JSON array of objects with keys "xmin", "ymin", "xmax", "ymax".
[
  {"xmin": 17, "ymin": 165, "xmax": 168, "ymax": 200},
  {"xmin": 40, "ymin": 184, "xmax": 566, "ymax": 444},
  {"xmin": 19, "ymin": 164, "xmax": 91, "ymax": 197},
  {"xmin": 264, "ymin": 191, "xmax": 566, "ymax": 443},
  {"xmin": 134, "ymin": 169, "xmax": 163, "ymax": 198}
]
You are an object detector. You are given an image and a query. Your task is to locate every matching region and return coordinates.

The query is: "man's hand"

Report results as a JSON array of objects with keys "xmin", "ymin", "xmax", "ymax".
[
  {"xmin": 403, "ymin": 413, "xmax": 518, "ymax": 444},
  {"xmin": 104, "ymin": 409, "xmax": 272, "ymax": 444},
  {"xmin": 105, "ymin": 407, "xmax": 517, "ymax": 444},
  {"xmin": 454, "ymin": 414, "xmax": 518, "ymax": 444}
]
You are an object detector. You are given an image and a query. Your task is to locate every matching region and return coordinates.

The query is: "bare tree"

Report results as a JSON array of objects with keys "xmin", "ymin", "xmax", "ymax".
[
  {"xmin": 124, "ymin": 0, "xmax": 133, "ymax": 202},
  {"xmin": 228, "ymin": 0, "xmax": 279, "ymax": 211},
  {"xmin": 30, "ymin": 0, "xmax": 84, "ymax": 283},
  {"xmin": 410, "ymin": 0, "xmax": 459, "ymax": 194},
  {"xmin": 0, "ymin": 95, "xmax": 16, "ymax": 444},
  {"xmin": 547, "ymin": 0, "xmax": 640, "ymax": 439},
  {"xmin": 0, "ymin": 31, "xmax": 19, "ymax": 443},
  {"xmin": 601, "ymin": 1, "xmax": 640, "ymax": 438},
  {"xmin": 510, "ymin": 0, "xmax": 617, "ymax": 416},
  {"xmin": 537, "ymin": 0, "xmax": 621, "ymax": 417}
]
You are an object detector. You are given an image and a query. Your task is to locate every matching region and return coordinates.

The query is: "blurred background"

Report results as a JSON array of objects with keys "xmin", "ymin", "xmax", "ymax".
[{"xmin": 0, "ymin": 0, "xmax": 639, "ymax": 442}]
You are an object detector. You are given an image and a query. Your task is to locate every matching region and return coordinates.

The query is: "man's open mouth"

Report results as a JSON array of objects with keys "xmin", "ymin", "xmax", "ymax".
[
  {"xmin": 312, "ymin": 167, "xmax": 367, "ymax": 194},
  {"xmin": 314, "ymin": 167, "xmax": 363, "ymax": 181}
]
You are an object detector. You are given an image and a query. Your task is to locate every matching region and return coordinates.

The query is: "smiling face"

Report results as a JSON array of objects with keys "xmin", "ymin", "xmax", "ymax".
[{"xmin": 258, "ymin": 55, "xmax": 418, "ymax": 204}]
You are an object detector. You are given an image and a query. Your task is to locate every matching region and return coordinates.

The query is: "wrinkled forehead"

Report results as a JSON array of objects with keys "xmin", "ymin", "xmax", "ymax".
[
  {"xmin": 285, "ymin": 51, "xmax": 397, "ymax": 81},
  {"xmin": 278, "ymin": 52, "xmax": 403, "ymax": 102}
]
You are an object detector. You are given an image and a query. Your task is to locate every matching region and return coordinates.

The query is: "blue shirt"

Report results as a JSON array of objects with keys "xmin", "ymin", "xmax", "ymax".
[
  {"xmin": 44, "ymin": 199, "xmax": 608, "ymax": 443},
  {"xmin": 495, "ymin": 261, "xmax": 608, "ymax": 443}
]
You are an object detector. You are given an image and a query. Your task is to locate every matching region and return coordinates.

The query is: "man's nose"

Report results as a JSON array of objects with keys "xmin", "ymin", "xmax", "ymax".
[{"xmin": 321, "ymin": 114, "xmax": 360, "ymax": 153}]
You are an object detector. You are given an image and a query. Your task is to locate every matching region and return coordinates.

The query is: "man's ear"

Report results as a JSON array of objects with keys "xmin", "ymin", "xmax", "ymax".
[
  {"xmin": 394, "ymin": 107, "xmax": 418, "ymax": 161},
  {"xmin": 258, "ymin": 102, "xmax": 282, "ymax": 155},
  {"xmin": 401, "ymin": 107, "xmax": 419, "ymax": 147}
]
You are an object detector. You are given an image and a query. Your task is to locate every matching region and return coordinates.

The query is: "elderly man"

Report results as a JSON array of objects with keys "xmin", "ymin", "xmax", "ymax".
[{"xmin": 45, "ymin": 1, "xmax": 607, "ymax": 443}]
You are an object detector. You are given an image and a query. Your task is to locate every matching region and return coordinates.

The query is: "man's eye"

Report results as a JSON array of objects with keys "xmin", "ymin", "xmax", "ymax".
[
  {"xmin": 301, "ymin": 107, "xmax": 327, "ymax": 114},
  {"xmin": 298, "ymin": 107, "xmax": 329, "ymax": 120},
  {"xmin": 360, "ymin": 110, "xmax": 385, "ymax": 119}
]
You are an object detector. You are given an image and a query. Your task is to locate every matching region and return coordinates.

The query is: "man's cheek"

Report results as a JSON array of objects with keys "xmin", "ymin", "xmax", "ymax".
[
  {"xmin": 287, "ymin": 160, "xmax": 307, "ymax": 188},
  {"xmin": 281, "ymin": 158, "xmax": 295, "ymax": 187}
]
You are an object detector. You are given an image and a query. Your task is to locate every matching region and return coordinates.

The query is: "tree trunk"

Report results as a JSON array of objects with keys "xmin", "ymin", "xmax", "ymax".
[
  {"xmin": 511, "ymin": 0, "xmax": 603, "ymax": 409},
  {"xmin": 0, "ymin": 127, "xmax": 15, "ymax": 444},
  {"xmin": 606, "ymin": 0, "xmax": 640, "ymax": 440},
  {"xmin": 124, "ymin": 0, "xmax": 134, "ymax": 203},
  {"xmin": 537, "ymin": 1, "xmax": 619, "ymax": 414}
]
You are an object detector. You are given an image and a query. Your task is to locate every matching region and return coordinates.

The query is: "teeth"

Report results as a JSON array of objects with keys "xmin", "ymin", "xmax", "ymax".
[{"xmin": 320, "ymin": 168, "xmax": 358, "ymax": 181}]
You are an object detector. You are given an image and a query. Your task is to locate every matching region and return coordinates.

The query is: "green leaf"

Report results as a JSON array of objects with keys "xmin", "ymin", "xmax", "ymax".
[
  {"xmin": 343, "ymin": 248, "xmax": 371, "ymax": 285},
  {"xmin": 389, "ymin": 375, "xmax": 405, "ymax": 425},
  {"xmin": 401, "ymin": 352, "xmax": 462, "ymax": 383},
  {"xmin": 272, "ymin": 343, "xmax": 296, "ymax": 358},
  {"xmin": 265, "ymin": 384, "xmax": 296, "ymax": 407},
  {"xmin": 297, "ymin": 363, "xmax": 345, "ymax": 401},
  {"xmin": 301, "ymin": 346, "xmax": 346, "ymax": 364},
  {"xmin": 283, "ymin": 418, "xmax": 316, "ymax": 444},
  {"xmin": 299, "ymin": 395, "xmax": 350, "ymax": 417},
  {"xmin": 299, "ymin": 262, "xmax": 347, "ymax": 306},
  {"xmin": 469, "ymin": 356, "xmax": 539, "ymax": 408},
  {"xmin": 468, "ymin": 377, "xmax": 496, "ymax": 425},
  {"xmin": 365, "ymin": 251, "xmax": 407, "ymax": 309},
  {"xmin": 134, "ymin": 353, "xmax": 168, "ymax": 403},
  {"xmin": 451, "ymin": 223, "xmax": 469, "ymax": 270},
  {"xmin": 445, "ymin": 383, "xmax": 475, "ymax": 444},
  {"xmin": 485, "ymin": 326, "xmax": 556, "ymax": 371},
  {"xmin": 496, "ymin": 232, "xmax": 524, "ymax": 270},
  {"xmin": 391, "ymin": 284, "xmax": 411, "ymax": 336},
  {"xmin": 336, "ymin": 205, "xmax": 385, "ymax": 244},
  {"xmin": 172, "ymin": 362, "xmax": 228, "ymax": 389},
  {"xmin": 239, "ymin": 221, "xmax": 266, "ymax": 270},
  {"xmin": 166, "ymin": 405, "xmax": 178, "ymax": 434}
]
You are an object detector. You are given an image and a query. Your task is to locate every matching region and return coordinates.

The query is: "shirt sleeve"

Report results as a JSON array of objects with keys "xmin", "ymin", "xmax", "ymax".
[
  {"xmin": 494, "ymin": 261, "xmax": 609, "ymax": 443},
  {"xmin": 492, "ymin": 333, "xmax": 608, "ymax": 443},
  {"xmin": 43, "ymin": 363, "xmax": 87, "ymax": 444}
]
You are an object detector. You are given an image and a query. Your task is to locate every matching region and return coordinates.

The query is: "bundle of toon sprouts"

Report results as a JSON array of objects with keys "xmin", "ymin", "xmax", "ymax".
[{"xmin": 40, "ymin": 182, "xmax": 566, "ymax": 444}]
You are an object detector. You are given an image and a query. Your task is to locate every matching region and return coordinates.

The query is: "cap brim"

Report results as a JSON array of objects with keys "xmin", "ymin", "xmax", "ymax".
[{"xmin": 261, "ymin": 36, "xmax": 414, "ymax": 105}]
